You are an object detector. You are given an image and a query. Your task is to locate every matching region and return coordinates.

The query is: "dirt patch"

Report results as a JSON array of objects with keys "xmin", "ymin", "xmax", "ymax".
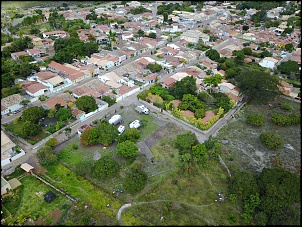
[
  {"xmin": 144, "ymin": 122, "xmax": 184, "ymax": 148},
  {"xmin": 35, "ymin": 209, "xmax": 62, "ymax": 226},
  {"xmin": 202, "ymin": 111, "xmax": 216, "ymax": 123}
]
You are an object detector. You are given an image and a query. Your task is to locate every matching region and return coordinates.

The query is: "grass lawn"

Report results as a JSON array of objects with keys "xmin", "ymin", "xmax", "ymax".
[{"xmin": 2, "ymin": 175, "xmax": 72, "ymax": 225}]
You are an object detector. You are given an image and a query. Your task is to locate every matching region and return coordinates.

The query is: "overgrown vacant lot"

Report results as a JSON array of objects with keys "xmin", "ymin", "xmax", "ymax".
[{"xmin": 216, "ymin": 96, "xmax": 301, "ymax": 175}]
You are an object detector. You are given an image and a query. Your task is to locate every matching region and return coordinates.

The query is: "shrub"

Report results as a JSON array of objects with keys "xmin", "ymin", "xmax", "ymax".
[
  {"xmin": 246, "ymin": 114, "xmax": 266, "ymax": 126},
  {"xmin": 271, "ymin": 113, "xmax": 300, "ymax": 126},
  {"xmin": 281, "ymin": 103, "xmax": 292, "ymax": 111},
  {"xmin": 260, "ymin": 132, "xmax": 284, "ymax": 150}
]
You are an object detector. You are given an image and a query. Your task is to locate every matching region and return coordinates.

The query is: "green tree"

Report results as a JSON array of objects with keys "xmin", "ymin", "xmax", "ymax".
[
  {"xmin": 235, "ymin": 69, "xmax": 281, "ymax": 104},
  {"xmin": 146, "ymin": 63, "xmax": 162, "ymax": 73},
  {"xmin": 137, "ymin": 29, "xmax": 145, "ymax": 38},
  {"xmin": 74, "ymin": 160, "xmax": 93, "ymax": 176},
  {"xmin": 163, "ymin": 11, "xmax": 168, "ymax": 22},
  {"xmin": 257, "ymin": 167, "xmax": 300, "ymax": 225},
  {"xmin": 20, "ymin": 99, "xmax": 30, "ymax": 108},
  {"xmin": 116, "ymin": 140, "xmax": 139, "ymax": 159},
  {"xmin": 229, "ymin": 171, "xmax": 260, "ymax": 200},
  {"xmin": 148, "ymin": 32, "xmax": 156, "ymax": 39},
  {"xmin": 80, "ymin": 127, "xmax": 100, "ymax": 146},
  {"xmin": 97, "ymin": 120, "xmax": 118, "ymax": 146},
  {"xmin": 277, "ymin": 60, "xmax": 299, "ymax": 74},
  {"xmin": 260, "ymin": 132, "xmax": 284, "ymax": 150},
  {"xmin": 124, "ymin": 168, "xmax": 148, "ymax": 195},
  {"xmin": 20, "ymin": 121, "xmax": 40, "ymax": 137},
  {"xmin": 192, "ymin": 143, "xmax": 208, "ymax": 167},
  {"xmin": 203, "ymin": 74, "xmax": 223, "ymax": 93},
  {"xmin": 175, "ymin": 131, "xmax": 199, "ymax": 151},
  {"xmin": 247, "ymin": 114, "xmax": 266, "ymax": 126},
  {"xmin": 21, "ymin": 106, "xmax": 46, "ymax": 123},
  {"xmin": 117, "ymin": 128, "xmax": 140, "ymax": 143},
  {"xmin": 169, "ymin": 76, "xmax": 197, "ymax": 100},
  {"xmin": 75, "ymin": 95, "xmax": 97, "ymax": 113},
  {"xmin": 55, "ymin": 107, "xmax": 72, "ymax": 121},
  {"xmin": 205, "ymin": 49, "xmax": 220, "ymax": 62},
  {"xmin": 93, "ymin": 155, "xmax": 120, "ymax": 179},
  {"xmin": 45, "ymin": 138, "xmax": 58, "ymax": 147},
  {"xmin": 37, "ymin": 145, "xmax": 57, "ymax": 165}
]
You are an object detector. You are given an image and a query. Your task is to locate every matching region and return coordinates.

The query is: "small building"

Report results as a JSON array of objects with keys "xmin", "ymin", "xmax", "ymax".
[
  {"xmin": 1, "ymin": 176, "xmax": 11, "ymax": 195},
  {"xmin": 44, "ymin": 191, "xmax": 56, "ymax": 203},
  {"xmin": 77, "ymin": 124, "xmax": 91, "ymax": 137}
]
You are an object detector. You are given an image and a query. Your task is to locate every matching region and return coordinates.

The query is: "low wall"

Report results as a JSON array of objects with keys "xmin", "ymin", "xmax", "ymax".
[{"xmin": 11, "ymin": 150, "xmax": 26, "ymax": 161}]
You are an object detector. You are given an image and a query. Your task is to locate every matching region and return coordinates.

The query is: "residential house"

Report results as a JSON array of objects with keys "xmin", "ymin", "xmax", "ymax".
[
  {"xmin": 11, "ymin": 51, "xmax": 28, "ymax": 60},
  {"xmin": 170, "ymin": 72, "xmax": 190, "ymax": 81},
  {"xmin": 166, "ymin": 46, "xmax": 180, "ymax": 56},
  {"xmin": 42, "ymin": 30, "xmax": 69, "ymax": 39},
  {"xmin": 30, "ymin": 36, "xmax": 43, "ymax": 46},
  {"xmin": 77, "ymin": 124, "xmax": 91, "ymax": 137},
  {"xmin": 278, "ymin": 80, "xmax": 300, "ymax": 98},
  {"xmin": 47, "ymin": 61, "xmax": 87, "ymax": 84},
  {"xmin": 111, "ymin": 50, "xmax": 127, "ymax": 63},
  {"xmin": 26, "ymin": 48, "xmax": 44, "ymax": 58},
  {"xmin": 71, "ymin": 108, "xmax": 86, "ymax": 120},
  {"xmin": 259, "ymin": 57, "xmax": 280, "ymax": 69},
  {"xmin": 217, "ymin": 81, "xmax": 242, "ymax": 104},
  {"xmin": 98, "ymin": 71, "xmax": 123, "ymax": 89},
  {"xmin": 242, "ymin": 32, "xmax": 257, "ymax": 42},
  {"xmin": 70, "ymin": 86, "xmax": 100, "ymax": 98},
  {"xmin": 180, "ymin": 30, "xmax": 201, "ymax": 44},
  {"xmin": 35, "ymin": 71, "xmax": 70, "ymax": 92},
  {"xmin": 22, "ymin": 81, "xmax": 48, "ymax": 97},
  {"xmin": 1, "ymin": 94, "xmax": 24, "ymax": 113},
  {"xmin": 42, "ymin": 93, "xmax": 76, "ymax": 110},
  {"xmin": 138, "ymin": 37, "xmax": 161, "ymax": 49},
  {"xmin": 160, "ymin": 77, "xmax": 177, "ymax": 89},
  {"xmin": 1, "ymin": 130, "xmax": 16, "ymax": 167},
  {"xmin": 96, "ymin": 24, "xmax": 111, "ymax": 35}
]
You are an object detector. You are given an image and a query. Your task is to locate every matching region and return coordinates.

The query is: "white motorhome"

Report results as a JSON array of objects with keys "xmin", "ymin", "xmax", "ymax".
[{"xmin": 109, "ymin": 114, "xmax": 122, "ymax": 125}]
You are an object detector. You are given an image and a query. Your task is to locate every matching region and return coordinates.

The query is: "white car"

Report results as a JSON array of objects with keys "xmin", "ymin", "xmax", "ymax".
[
  {"xmin": 129, "ymin": 120, "xmax": 141, "ymax": 129},
  {"xmin": 118, "ymin": 125, "xmax": 125, "ymax": 135}
]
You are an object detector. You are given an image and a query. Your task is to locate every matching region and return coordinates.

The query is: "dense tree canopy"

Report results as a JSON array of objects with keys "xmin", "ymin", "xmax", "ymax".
[
  {"xmin": 146, "ymin": 63, "xmax": 162, "ymax": 73},
  {"xmin": 277, "ymin": 60, "xmax": 300, "ymax": 74},
  {"xmin": 169, "ymin": 76, "xmax": 197, "ymax": 100},
  {"xmin": 80, "ymin": 127, "xmax": 100, "ymax": 146},
  {"xmin": 175, "ymin": 131, "xmax": 199, "ymax": 152},
  {"xmin": 124, "ymin": 168, "xmax": 148, "ymax": 195},
  {"xmin": 75, "ymin": 95, "xmax": 98, "ymax": 113},
  {"xmin": 55, "ymin": 107, "xmax": 72, "ymax": 121},
  {"xmin": 37, "ymin": 145, "xmax": 57, "ymax": 166},
  {"xmin": 205, "ymin": 49, "xmax": 220, "ymax": 62},
  {"xmin": 93, "ymin": 156, "xmax": 120, "ymax": 179},
  {"xmin": 234, "ymin": 69, "xmax": 281, "ymax": 104},
  {"xmin": 116, "ymin": 140, "xmax": 139, "ymax": 159},
  {"xmin": 117, "ymin": 128, "xmax": 140, "ymax": 143},
  {"xmin": 96, "ymin": 120, "xmax": 118, "ymax": 146},
  {"xmin": 21, "ymin": 106, "xmax": 47, "ymax": 123}
]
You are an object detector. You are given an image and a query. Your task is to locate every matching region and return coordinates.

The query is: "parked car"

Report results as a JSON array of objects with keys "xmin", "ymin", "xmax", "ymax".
[{"xmin": 118, "ymin": 125, "xmax": 125, "ymax": 135}]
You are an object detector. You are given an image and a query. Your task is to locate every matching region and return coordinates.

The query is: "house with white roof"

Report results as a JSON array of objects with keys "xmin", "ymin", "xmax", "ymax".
[
  {"xmin": 259, "ymin": 57, "xmax": 280, "ymax": 69},
  {"xmin": 1, "ymin": 94, "xmax": 24, "ymax": 113}
]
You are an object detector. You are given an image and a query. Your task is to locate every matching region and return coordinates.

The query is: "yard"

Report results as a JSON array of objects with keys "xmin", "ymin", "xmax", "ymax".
[{"xmin": 1, "ymin": 172, "xmax": 72, "ymax": 226}]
